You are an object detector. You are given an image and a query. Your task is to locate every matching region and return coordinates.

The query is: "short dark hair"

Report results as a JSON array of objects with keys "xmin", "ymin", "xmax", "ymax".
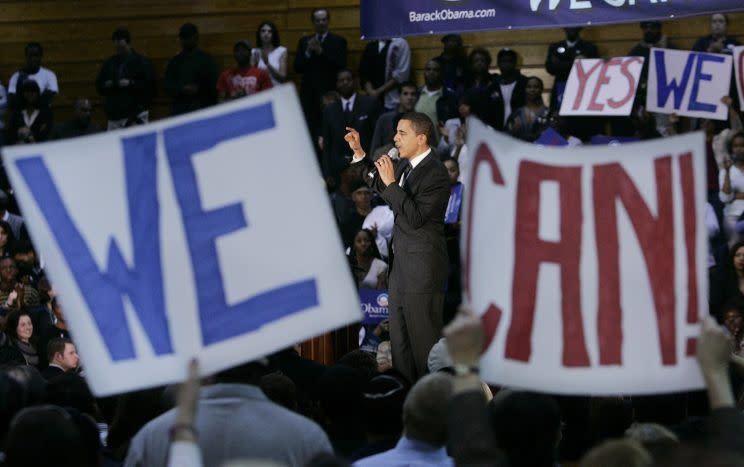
[
  {"xmin": 399, "ymin": 112, "xmax": 436, "ymax": 147},
  {"xmin": 13, "ymin": 240, "xmax": 35, "ymax": 256},
  {"xmin": 443, "ymin": 157, "xmax": 459, "ymax": 169},
  {"xmin": 256, "ymin": 21, "xmax": 280, "ymax": 48},
  {"xmin": 233, "ymin": 40, "xmax": 252, "ymax": 52},
  {"xmin": 311, "ymin": 8, "xmax": 330, "ymax": 21},
  {"xmin": 178, "ymin": 23, "xmax": 199, "ymax": 38},
  {"xmin": 111, "ymin": 28, "xmax": 131, "ymax": 43},
  {"xmin": 398, "ymin": 80, "xmax": 418, "ymax": 94},
  {"xmin": 47, "ymin": 338, "xmax": 73, "ymax": 363},
  {"xmin": 526, "ymin": 76, "xmax": 544, "ymax": 89},
  {"xmin": 727, "ymin": 131, "xmax": 744, "ymax": 157},
  {"xmin": 640, "ymin": 20, "xmax": 662, "ymax": 28},
  {"xmin": 24, "ymin": 42, "xmax": 42, "ymax": 56},
  {"xmin": 497, "ymin": 47, "xmax": 518, "ymax": 62},
  {"xmin": 337, "ymin": 68, "xmax": 353, "ymax": 79}
]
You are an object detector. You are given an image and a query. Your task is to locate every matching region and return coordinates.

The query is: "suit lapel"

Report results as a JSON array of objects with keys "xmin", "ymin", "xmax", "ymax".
[{"xmin": 404, "ymin": 154, "xmax": 434, "ymax": 190}]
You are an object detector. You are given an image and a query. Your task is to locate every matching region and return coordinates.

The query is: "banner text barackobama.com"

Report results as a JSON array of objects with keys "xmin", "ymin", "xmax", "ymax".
[{"xmin": 409, "ymin": 8, "xmax": 496, "ymax": 23}]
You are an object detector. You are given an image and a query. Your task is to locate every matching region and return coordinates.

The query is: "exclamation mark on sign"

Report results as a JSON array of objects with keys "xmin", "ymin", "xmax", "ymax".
[{"xmin": 678, "ymin": 153, "xmax": 699, "ymax": 356}]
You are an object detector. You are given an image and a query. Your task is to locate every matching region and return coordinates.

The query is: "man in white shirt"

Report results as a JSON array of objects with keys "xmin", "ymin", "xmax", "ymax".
[{"xmin": 8, "ymin": 42, "xmax": 58, "ymax": 112}]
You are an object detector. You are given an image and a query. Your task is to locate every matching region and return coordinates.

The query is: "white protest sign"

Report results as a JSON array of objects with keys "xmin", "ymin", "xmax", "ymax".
[
  {"xmin": 647, "ymin": 48, "xmax": 732, "ymax": 121},
  {"xmin": 735, "ymin": 46, "xmax": 744, "ymax": 110},
  {"xmin": 3, "ymin": 86, "xmax": 361, "ymax": 396},
  {"xmin": 463, "ymin": 118, "xmax": 707, "ymax": 395},
  {"xmin": 559, "ymin": 57, "xmax": 644, "ymax": 116}
]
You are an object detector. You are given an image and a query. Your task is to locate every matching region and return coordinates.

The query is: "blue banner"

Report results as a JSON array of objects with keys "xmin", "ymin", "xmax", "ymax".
[
  {"xmin": 361, "ymin": 0, "xmax": 744, "ymax": 40},
  {"xmin": 360, "ymin": 287, "xmax": 389, "ymax": 325}
]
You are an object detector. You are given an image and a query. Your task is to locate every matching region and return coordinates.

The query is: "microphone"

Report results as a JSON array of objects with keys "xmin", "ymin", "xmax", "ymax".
[{"xmin": 368, "ymin": 147, "xmax": 399, "ymax": 179}]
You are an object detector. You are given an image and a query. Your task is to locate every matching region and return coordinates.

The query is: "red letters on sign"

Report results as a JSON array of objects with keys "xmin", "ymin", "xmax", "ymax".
[
  {"xmin": 593, "ymin": 157, "xmax": 676, "ymax": 366},
  {"xmin": 572, "ymin": 61, "xmax": 603, "ymax": 111},
  {"xmin": 506, "ymin": 161, "xmax": 590, "ymax": 367},
  {"xmin": 678, "ymin": 153, "xmax": 699, "ymax": 356},
  {"xmin": 610, "ymin": 57, "xmax": 643, "ymax": 109},
  {"xmin": 588, "ymin": 58, "xmax": 621, "ymax": 111}
]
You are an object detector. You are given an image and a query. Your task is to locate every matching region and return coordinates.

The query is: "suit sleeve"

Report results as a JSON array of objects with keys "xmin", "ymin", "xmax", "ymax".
[
  {"xmin": 381, "ymin": 165, "xmax": 450, "ymax": 229},
  {"xmin": 294, "ymin": 37, "xmax": 309, "ymax": 73},
  {"xmin": 351, "ymin": 156, "xmax": 387, "ymax": 194}
]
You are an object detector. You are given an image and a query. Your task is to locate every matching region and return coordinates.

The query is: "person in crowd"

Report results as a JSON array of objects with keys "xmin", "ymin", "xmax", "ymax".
[
  {"xmin": 506, "ymin": 76, "xmax": 550, "ymax": 142},
  {"xmin": 164, "ymin": 23, "xmax": 219, "ymax": 115},
  {"xmin": 462, "ymin": 47, "xmax": 495, "ymax": 96},
  {"xmin": 216, "ymin": 40, "xmax": 273, "ymax": 102},
  {"xmin": 415, "ymin": 59, "xmax": 458, "ymax": 147},
  {"xmin": 106, "ymin": 386, "xmax": 171, "ymax": 462},
  {"xmin": 693, "ymin": 14, "xmax": 740, "ymax": 55},
  {"xmin": 628, "ymin": 21, "xmax": 677, "ymax": 89},
  {"xmin": 443, "ymin": 158, "xmax": 463, "ymax": 324},
  {"xmin": 545, "ymin": 27, "xmax": 599, "ymax": 110},
  {"xmin": 720, "ymin": 132, "xmax": 744, "ymax": 245},
  {"xmin": 0, "ymin": 258, "xmax": 39, "ymax": 312},
  {"xmin": 721, "ymin": 299, "xmax": 744, "ymax": 355},
  {"xmin": 41, "ymin": 337, "xmax": 79, "ymax": 380},
  {"xmin": 294, "ymin": 8, "xmax": 348, "ymax": 147},
  {"xmin": 489, "ymin": 48, "xmax": 529, "ymax": 131},
  {"xmin": 580, "ymin": 439, "xmax": 653, "ymax": 467},
  {"xmin": 350, "ymin": 374, "xmax": 408, "ymax": 461},
  {"xmin": 347, "ymin": 228, "xmax": 387, "ymax": 290},
  {"xmin": 260, "ymin": 372, "xmax": 298, "ymax": 412},
  {"xmin": 3, "ymin": 310, "xmax": 39, "ymax": 367},
  {"xmin": 7, "ymin": 42, "xmax": 58, "ymax": 113},
  {"xmin": 316, "ymin": 364, "xmax": 368, "ymax": 458},
  {"xmin": 321, "ymin": 69, "xmax": 379, "ymax": 186},
  {"xmin": 13, "ymin": 240, "xmax": 44, "ymax": 289},
  {"xmin": 125, "ymin": 359, "xmax": 332, "ymax": 467},
  {"xmin": 362, "ymin": 201, "xmax": 394, "ymax": 260},
  {"xmin": 370, "ymin": 81, "xmax": 418, "ymax": 158},
  {"xmin": 359, "ymin": 37, "xmax": 411, "ymax": 112},
  {"xmin": 50, "ymin": 97, "xmax": 100, "ymax": 140},
  {"xmin": 0, "ymin": 81, "xmax": 7, "ymax": 147},
  {"xmin": 96, "ymin": 28, "xmax": 155, "ymax": 129},
  {"xmin": 0, "ymin": 220, "xmax": 16, "ymax": 259},
  {"xmin": 354, "ymin": 372, "xmax": 454, "ymax": 466},
  {"xmin": 252, "ymin": 21, "xmax": 288, "ymax": 86},
  {"xmin": 349, "ymin": 112, "xmax": 451, "ymax": 383},
  {"xmin": 436, "ymin": 34, "xmax": 467, "ymax": 92},
  {"xmin": 0, "ymin": 191, "xmax": 25, "ymax": 243},
  {"xmin": 6, "ymin": 80, "xmax": 52, "ymax": 145},
  {"xmin": 340, "ymin": 182, "xmax": 374, "ymax": 248}
]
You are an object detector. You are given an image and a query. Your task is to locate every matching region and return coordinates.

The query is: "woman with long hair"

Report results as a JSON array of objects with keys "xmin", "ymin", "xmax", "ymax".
[
  {"xmin": 721, "ymin": 132, "xmax": 744, "ymax": 245},
  {"xmin": 0, "ymin": 221, "xmax": 16, "ymax": 258},
  {"xmin": 348, "ymin": 229, "xmax": 387, "ymax": 289},
  {"xmin": 3, "ymin": 309, "xmax": 39, "ymax": 367},
  {"xmin": 506, "ymin": 76, "xmax": 550, "ymax": 142},
  {"xmin": 252, "ymin": 21, "xmax": 287, "ymax": 86}
]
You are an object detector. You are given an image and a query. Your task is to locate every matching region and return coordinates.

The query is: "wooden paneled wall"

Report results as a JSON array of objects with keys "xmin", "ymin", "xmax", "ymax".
[{"xmin": 1, "ymin": 1, "xmax": 743, "ymax": 126}]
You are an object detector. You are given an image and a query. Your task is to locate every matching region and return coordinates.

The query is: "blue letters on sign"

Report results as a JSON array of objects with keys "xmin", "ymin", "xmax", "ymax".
[
  {"xmin": 654, "ymin": 50, "xmax": 695, "ymax": 110},
  {"xmin": 163, "ymin": 103, "xmax": 319, "ymax": 346},
  {"xmin": 15, "ymin": 101, "xmax": 320, "ymax": 359},
  {"xmin": 15, "ymin": 134, "xmax": 173, "ymax": 360},
  {"xmin": 689, "ymin": 53, "xmax": 725, "ymax": 113}
]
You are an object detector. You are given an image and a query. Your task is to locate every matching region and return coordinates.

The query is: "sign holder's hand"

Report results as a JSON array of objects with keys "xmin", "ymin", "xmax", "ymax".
[
  {"xmin": 696, "ymin": 316, "xmax": 735, "ymax": 408},
  {"xmin": 171, "ymin": 359, "xmax": 200, "ymax": 442}
]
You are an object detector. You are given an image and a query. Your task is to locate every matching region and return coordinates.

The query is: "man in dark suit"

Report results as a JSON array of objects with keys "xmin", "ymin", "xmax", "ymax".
[
  {"xmin": 322, "ymin": 69, "xmax": 380, "ymax": 185},
  {"xmin": 41, "ymin": 337, "xmax": 79, "ymax": 380},
  {"xmin": 294, "ymin": 8, "xmax": 348, "ymax": 147},
  {"xmin": 347, "ymin": 112, "xmax": 450, "ymax": 382},
  {"xmin": 486, "ymin": 48, "xmax": 529, "ymax": 131}
]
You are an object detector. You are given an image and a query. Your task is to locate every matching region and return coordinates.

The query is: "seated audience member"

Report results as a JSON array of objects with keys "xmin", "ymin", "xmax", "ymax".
[
  {"xmin": 125, "ymin": 360, "xmax": 332, "ymax": 467},
  {"xmin": 13, "ymin": 240, "xmax": 44, "ymax": 288},
  {"xmin": 545, "ymin": 27, "xmax": 599, "ymax": 110},
  {"xmin": 3, "ymin": 405, "xmax": 101, "ymax": 467},
  {"xmin": 340, "ymin": 182, "xmax": 373, "ymax": 248},
  {"xmin": 253, "ymin": 21, "xmax": 288, "ymax": 86},
  {"xmin": 44, "ymin": 374, "xmax": 99, "ymax": 421},
  {"xmin": 0, "ymin": 81, "xmax": 6, "ymax": 147},
  {"xmin": 693, "ymin": 14, "xmax": 740, "ymax": 55},
  {"xmin": 6, "ymin": 80, "xmax": 52, "ymax": 145},
  {"xmin": 96, "ymin": 28, "xmax": 156, "ymax": 129},
  {"xmin": 337, "ymin": 349, "xmax": 379, "ymax": 382},
  {"xmin": 259, "ymin": 372, "xmax": 298, "ymax": 412},
  {"xmin": 415, "ymin": 59, "xmax": 458, "ymax": 147},
  {"xmin": 216, "ymin": 40, "xmax": 273, "ymax": 102},
  {"xmin": 2, "ymin": 310, "xmax": 39, "ymax": 367},
  {"xmin": 489, "ymin": 48, "xmax": 529, "ymax": 132},
  {"xmin": 362, "ymin": 203, "xmax": 393, "ymax": 259},
  {"xmin": 164, "ymin": 23, "xmax": 219, "ymax": 115},
  {"xmin": 350, "ymin": 374, "xmax": 408, "ymax": 460},
  {"xmin": 0, "ymin": 258, "xmax": 40, "ymax": 312},
  {"xmin": 41, "ymin": 337, "xmax": 79, "ymax": 379},
  {"xmin": 370, "ymin": 81, "xmax": 418, "ymax": 158},
  {"xmin": 50, "ymin": 98, "xmax": 100, "ymax": 140},
  {"xmin": 436, "ymin": 34, "xmax": 467, "ymax": 92},
  {"xmin": 7, "ymin": 42, "xmax": 58, "ymax": 112},
  {"xmin": 317, "ymin": 364, "xmax": 368, "ymax": 458},
  {"xmin": 580, "ymin": 439, "xmax": 652, "ymax": 467},
  {"xmin": 321, "ymin": 69, "xmax": 380, "ymax": 186},
  {"xmin": 0, "ymin": 220, "xmax": 16, "ymax": 259},
  {"xmin": 347, "ymin": 228, "xmax": 387, "ymax": 290},
  {"xmin": 0, "ymin": 191, "xmax": 26, "ymax": 242},
  {"xmin": 354, "ymin": 372, "xmax": 454, "ymax": 466},
  {"xmin": 721, "ymin": 299, "xmax": 744, "ymax": 355},
  {"xmin": 359, "ymin": 37, "xmax": 411, "ymax": 111},
  {"xmin": 721, "ymin": 132, "xmax": 744, "ymax": 244},
  {"xmin": 506, "ymin": 76, "xmax": 550, "ymax": 142}
]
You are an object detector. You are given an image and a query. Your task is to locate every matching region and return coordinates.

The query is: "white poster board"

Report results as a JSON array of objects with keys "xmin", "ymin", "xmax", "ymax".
[
  {"xmin": 647, "ymin": 48, "xmax": 732, "ymax": 121},
  {"xmin": 559, "ymin": 57, "xmax": 644, "ymax": 116},
  {"xmin": 3, "ymin": 86, "xmax": 361, "ymax": 396},
  {"xmin": 734, "ymin": 46, "xmax": 744, "ymax": 110},
  {"xmin": 463, "ymin": 118, "xmax": 707, "ymax": 395}
]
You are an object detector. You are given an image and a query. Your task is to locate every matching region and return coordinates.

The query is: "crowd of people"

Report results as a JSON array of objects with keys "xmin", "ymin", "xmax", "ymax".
[{"xmin": 0, "ymin": 6, "xmax": 743, "ymax": 467}]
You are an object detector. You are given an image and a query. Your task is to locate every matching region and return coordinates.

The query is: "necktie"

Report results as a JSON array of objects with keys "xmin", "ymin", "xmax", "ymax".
[
  {"xmin": 400, "ymin": 163, "xmax": 412, "ymax": 188},
  {"xmin": 344, "ymin": 101, "xmax": 353, "ymax": 125}
]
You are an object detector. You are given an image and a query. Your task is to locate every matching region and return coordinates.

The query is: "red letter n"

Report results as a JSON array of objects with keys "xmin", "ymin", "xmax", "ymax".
[
  {"xmin": 506, "ymin": 161, "xmax": 589, "ymax": 367},
  {"xmin": 593, "ymin": 157, "xmax": 676, "ymax": 366}
]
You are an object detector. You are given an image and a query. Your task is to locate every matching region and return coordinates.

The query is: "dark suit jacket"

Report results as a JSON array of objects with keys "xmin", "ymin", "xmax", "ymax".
[
  {"xmin": 485, "ymin": 72, "xmax": 529, "ymax": 131},
  {"xmin": 41, "ymin": 364, "xmax": 65, "ymax": 380},
  {"xmin": 294, "ymin": 32, "xmax": 348, "ymax": 135},
  {"xmin": 322, "ymin": 95, "xmax": 380, "ymax": 179},
  {"xmin": 354, "ymin": 151, "xmax": 450, "ymax": 293}
]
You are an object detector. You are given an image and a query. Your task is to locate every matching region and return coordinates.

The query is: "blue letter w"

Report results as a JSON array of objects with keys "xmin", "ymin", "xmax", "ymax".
[
  {"xmin": 15, "ymin": 134, "xmax": 172, "ymax": 360},
  {"xmin": 654, "ymin": 50, "xmax": 695, "ymax": 109}
]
